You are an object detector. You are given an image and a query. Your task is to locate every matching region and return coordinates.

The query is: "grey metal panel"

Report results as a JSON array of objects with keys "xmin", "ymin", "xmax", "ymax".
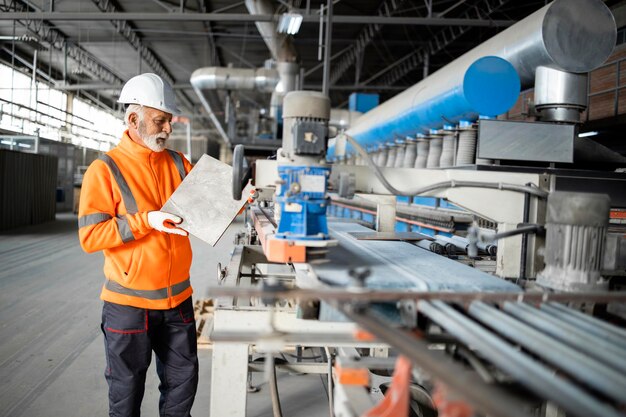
[
  {"xmin": 311, "ymin": 221, "xmax": 519, "ymax": 292},
  {"xmin": 477, "ymin": 119, "xmax": 575, "ymax": 163},
  {"xmin": 553, "ymin": 176, "xmax": 626, "ymax": 208}
]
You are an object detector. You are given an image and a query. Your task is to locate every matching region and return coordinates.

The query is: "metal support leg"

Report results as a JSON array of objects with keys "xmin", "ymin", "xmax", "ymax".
[{"xmin": 210, "ymin": 342, "xmax": 250, "ymax": 417}]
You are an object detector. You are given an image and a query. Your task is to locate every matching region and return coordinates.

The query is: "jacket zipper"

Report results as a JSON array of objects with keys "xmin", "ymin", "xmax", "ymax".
[{"xmin": 149, "ymin": 154, "xmax": 173, "ymax": 309}]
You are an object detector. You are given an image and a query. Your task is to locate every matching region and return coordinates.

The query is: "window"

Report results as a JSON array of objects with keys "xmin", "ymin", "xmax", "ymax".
[{"xmin": 0, "ymin": 63, "xmax": 124, "ymax": 151}]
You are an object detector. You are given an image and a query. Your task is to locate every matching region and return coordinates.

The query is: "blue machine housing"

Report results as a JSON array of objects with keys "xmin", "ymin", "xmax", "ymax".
[{"xmin": 275, "ymin": 165, "xmax": 331, "ymax": 240}]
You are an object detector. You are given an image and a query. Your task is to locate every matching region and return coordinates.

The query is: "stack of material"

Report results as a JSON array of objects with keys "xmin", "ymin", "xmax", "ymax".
[{"xmin": 0, "ymin": 150, "xmax": 57, "ymax": 230}]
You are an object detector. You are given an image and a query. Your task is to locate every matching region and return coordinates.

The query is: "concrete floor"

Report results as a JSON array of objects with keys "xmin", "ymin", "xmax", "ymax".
[{"xmin": 0, "ymin": 213, "xmax": 329, "ymax": 417}]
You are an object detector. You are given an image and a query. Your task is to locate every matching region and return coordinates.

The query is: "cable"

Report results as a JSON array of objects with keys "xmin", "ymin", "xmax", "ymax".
[
  {"xmin": 482, "ymin": 224, "xmax": 545, "ymax": 243},
  {"xmin": 283, "ymin": 352, "xmax": 324, "ymax": 360},
  {"xmin": 258, "ymin": 205, "xmax": 278, "ymax": 228},
  {"xmin": 267, "ymin": 353, "xmax": 284, "ymax": 417},
  {"xmin": 342, "ymin": 134, "xmax": 549, "ymax": 199}
]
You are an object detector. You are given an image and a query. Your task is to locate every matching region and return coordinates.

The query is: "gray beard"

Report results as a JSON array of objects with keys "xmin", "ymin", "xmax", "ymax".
[{"xmin": 138, "ymin": 122, "xmax": 168, "ymax": 152}]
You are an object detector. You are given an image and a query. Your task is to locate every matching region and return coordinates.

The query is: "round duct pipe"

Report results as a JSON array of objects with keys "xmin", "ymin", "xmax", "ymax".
[
  {"xmin": 190, "ymin": 67, "xmax": 279, "ymax": 93},
  {"xmin": 328, "ymin": 0, "xmax": 615, "ymax": 159},
  {"xmin": 534, "ymin": 66, "xmax": 588, "ymax": 123}
]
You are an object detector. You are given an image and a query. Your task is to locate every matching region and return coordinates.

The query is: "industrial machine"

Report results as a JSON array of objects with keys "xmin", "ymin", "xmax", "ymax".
[{"xmin": 193, "ymin": 0, "xmax": 626, "ymax": 416}]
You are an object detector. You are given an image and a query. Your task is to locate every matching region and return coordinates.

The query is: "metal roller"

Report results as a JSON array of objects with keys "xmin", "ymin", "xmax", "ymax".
[
  {"xmin": 468, "ymin": 302, "xmax": 626, "ymax": 403},
  {"xmin": 419, "ymin": 300, "xmax": 624, "ymax": 417}
]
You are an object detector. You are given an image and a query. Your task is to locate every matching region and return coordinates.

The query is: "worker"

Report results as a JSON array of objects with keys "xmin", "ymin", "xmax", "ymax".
[{"xmin": 78, "ymin": 73, "xmax": 197, "ymax": 417}]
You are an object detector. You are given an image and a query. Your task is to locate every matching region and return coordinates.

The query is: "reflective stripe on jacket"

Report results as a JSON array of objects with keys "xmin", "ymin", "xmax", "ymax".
[{"xmin": 78, "ymin": 131, "xmax": 194, "ymax": 310}]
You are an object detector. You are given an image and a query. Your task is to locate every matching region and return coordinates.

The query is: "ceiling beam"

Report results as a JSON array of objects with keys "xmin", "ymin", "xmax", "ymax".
[
  {"xmin": 90, "ymin": 0, "xmax": 175, "ymax": 84},
  {"xmin": 329, "ymin": 0, "xmax": 409, "ymax": 86},
  {"xmin": 0, "ymin": 0, "xmax": 123, "ymax": 86},
  {"xmin": 0, "ymin": 12, "xmax": 515, "ymax": 27},
  {"xmin": 54, "ymin": 82, "xmax": 408, "ymax": 91},
  {"xmin": 88, "ymin": 0, "xmax": 195, "ymax": 111},
  {"xmin": 364, "ymin": 0, "xmax": 514, "ymax": 86}
]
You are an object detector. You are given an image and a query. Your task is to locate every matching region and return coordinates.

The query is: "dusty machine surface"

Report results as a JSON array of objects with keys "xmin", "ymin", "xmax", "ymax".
[{"xmin": 191, "ymin": 1, "xmax": 626, "ymax": 416}]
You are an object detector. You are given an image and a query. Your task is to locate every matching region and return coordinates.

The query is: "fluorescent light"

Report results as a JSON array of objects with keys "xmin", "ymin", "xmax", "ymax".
[
  {"xmin": 1, "ymin": 140, "xmax": 12, "ymax": 145},
  {"xmin": 278, "ymin": 12, "xmax": 303, "ymax": 35},
  {"xmin": 18, "ymin": 143, "xmax": 31, "ymax": 148},
  {"xmin": 578, "ymin": 131, "xmax": 598, "ymax": 138}
]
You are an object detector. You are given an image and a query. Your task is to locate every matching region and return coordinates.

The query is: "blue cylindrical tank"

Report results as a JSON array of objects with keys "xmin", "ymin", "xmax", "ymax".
[{"xmin": 328, "ymin": 56, "xmax": 520, "ymax": 157}]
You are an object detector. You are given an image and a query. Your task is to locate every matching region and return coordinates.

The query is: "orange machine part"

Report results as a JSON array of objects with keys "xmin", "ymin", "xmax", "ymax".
[
  {"xmin": 354, "ymin": 329, "xmax": 377, "ymax": 342},
  {"xmin": 361, "ymin": 356, "xmax": 411, "ymax": 417},
  {"xmin": 334, "ymin": 363, "xmax": 371, "ymax": 387},
  {"xmin": 265, "ymin": 237, "xmax": 307, "ymax": 263},
  {"xmin": 432, "ymin": 382, "xmax": 473, "ymax": 417}
]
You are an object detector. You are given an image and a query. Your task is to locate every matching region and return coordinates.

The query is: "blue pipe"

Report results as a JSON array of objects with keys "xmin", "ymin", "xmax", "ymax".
[{"xmin": 328, "ymin": 56, "xmax": 519, "ymax": 158}]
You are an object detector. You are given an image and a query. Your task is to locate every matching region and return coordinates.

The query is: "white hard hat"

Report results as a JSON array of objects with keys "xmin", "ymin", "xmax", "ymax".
[{"xmin": 118, "ymin": 73, "xmax": 180, "ymax": 114}]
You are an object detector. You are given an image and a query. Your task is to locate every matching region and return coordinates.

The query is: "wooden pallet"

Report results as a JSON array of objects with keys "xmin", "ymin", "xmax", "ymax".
[{"xmin": 194, "ymin": 298, "xmax": 214, "ymax": 349}]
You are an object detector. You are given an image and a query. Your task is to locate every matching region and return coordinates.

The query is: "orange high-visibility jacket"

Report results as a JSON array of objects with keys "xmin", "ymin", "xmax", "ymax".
[{"xmin": 78, "ymin": 131, "xmax": 194, "ymax": 309}]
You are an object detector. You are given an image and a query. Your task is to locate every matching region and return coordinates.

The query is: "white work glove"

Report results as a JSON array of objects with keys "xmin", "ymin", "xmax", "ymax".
[{"xmin": 147, "ymin": 211, "xmax": 188, "ymax": 236}]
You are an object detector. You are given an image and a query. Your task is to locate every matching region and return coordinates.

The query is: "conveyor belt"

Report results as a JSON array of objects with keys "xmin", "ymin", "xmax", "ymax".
[{"xmin": 311, "ymin": 221, "xmax": 518, "ymax": 293}]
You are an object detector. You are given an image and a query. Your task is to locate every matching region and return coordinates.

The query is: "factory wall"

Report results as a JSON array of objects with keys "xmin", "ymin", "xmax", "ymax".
[{"xmin": 36, "ymin": 139, "xmax": 101, "ymax": 213}]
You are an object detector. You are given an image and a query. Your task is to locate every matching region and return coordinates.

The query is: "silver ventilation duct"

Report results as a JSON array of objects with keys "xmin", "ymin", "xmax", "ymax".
[
  {"xmin": 244, "ymin": 0, "xmax": 297, "ymax": 63},
  {"xmin": 191, "ymin": 67, "xmax": 279, "ymax": 92},
  {"xmin": 245, "ymin": 0, "xmax": 299, "ymax": 123},
  {"xmin": 190, "ymin": 67, "xmax": 280, "ymax": 144}
]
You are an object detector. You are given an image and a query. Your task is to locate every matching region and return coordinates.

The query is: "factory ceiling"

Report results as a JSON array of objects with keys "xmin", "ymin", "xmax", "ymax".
[{"xmin": 0, "ymin": 0, "xmax": 619, "ymax": 138}]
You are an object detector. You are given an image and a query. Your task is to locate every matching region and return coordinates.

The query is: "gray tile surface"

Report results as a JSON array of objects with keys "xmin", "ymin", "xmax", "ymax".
[{"xmin": 162, "ymin": 154, "xmax": 254, "ymax": 246}]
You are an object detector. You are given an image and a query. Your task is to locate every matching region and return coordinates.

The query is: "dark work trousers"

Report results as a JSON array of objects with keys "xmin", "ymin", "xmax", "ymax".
[{"xmin": 101, "ymin": 297, "xmax": 199, "ymax": 417}]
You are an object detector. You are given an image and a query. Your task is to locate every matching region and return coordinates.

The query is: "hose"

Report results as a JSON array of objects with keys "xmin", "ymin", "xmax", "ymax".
[
  {"xmin": 267, "ymin": 353, "xmax": 284, "ymax": 417},
  {"xmin": 342, "ymin": 133, "xmax": 549, "ymax": 199},
  {"xmin": 482, "ymin": 224, "xmax": 545, "ymax": 242}
]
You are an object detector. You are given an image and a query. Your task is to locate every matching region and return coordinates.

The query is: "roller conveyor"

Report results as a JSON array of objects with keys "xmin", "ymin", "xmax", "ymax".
[{"xmin": 412, "ymin": 300, "xmax": 626, "ymax": 417}]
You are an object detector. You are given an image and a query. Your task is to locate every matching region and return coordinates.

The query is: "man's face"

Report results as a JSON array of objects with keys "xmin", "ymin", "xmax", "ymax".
[{"xmin": 136, "ymin": 107, "xmax": 173, "ymax": 152}]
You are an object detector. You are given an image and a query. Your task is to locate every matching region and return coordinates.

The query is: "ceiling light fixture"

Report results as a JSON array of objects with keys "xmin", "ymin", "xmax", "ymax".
[
  {"xmin": 278, "ymin": 12, "xmax": 303, "ymax": 35},
  {"xmin": 578, "ymin": 131, "xmax": 598, "ymax": 138}
]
